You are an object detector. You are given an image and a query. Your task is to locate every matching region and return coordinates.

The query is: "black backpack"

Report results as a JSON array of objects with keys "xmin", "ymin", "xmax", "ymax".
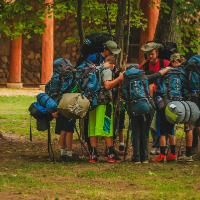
[
  {"xmin": 158, "ymin": 42, "xmax": 178, "ymax": 60},
  {"xmin": 77, "ymin": 32, "xmax": 113, "ymax": 65}
]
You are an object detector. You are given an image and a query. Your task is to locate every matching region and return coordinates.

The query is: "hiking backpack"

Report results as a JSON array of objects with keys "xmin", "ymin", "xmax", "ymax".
[
  {"xmin": 158, "ymin": 42, "xmax": 178, "ymax": 60},
  {"xmin": 184, "ymin": 55, "xmax": 200, "ymax": 96},
  {"xmin": 77, "ymin": 32, "xmax": 113, "ymax": 65},
  {"xmin": 156, "ymin": 67, "xmax": 186, "ymax": 100},
  {"xmin": 76, "ymin": 61, "xmax": 110, "ymax": 109},
  {"xmin": 122, "ymin": 65, "xmax": 154, "ymax": 115},
  {"xmin": 45, "ymin": 58, "xmax": 78, "ymax": 102}
]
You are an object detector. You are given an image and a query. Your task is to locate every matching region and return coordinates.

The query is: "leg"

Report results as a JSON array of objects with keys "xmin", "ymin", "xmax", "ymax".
[{"xmin": 131, "ymin": 115, "xmax": 141, "ymax": 163}]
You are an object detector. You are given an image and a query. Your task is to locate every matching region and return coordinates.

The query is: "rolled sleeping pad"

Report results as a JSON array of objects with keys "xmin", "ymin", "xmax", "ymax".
[
  {"xmin": 165, "ymin": 101, "xmax": 200, "ymax": 124},
  {"xmin": 57, "ymin": 93, "xmax": 90, "ymax": 119},
  {"xmin": 37, "ymin": 93, "xmax": 58, "ymax": 113}
]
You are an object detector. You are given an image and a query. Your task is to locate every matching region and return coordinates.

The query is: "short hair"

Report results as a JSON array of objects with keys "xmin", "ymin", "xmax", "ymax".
[{"xmin": 105, "ymin": 55, "xmax": 116, "ymax": 65}]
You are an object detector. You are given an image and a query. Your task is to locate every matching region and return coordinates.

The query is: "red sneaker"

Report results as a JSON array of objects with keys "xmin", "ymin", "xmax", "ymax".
[
  {"xmin": 88, "ymin": 154, "xmax": 98, "ymax": 163},
  {"xmin": 107, "ymin": 154, "xmax": 117, "ymax": 163},
  {"xmin": 152, "ymin": 153, "xmax": 166, "ymax": 162},
  {"xmin": 166, "ymin": 153, "xmax": 177, "ymax": 161}
]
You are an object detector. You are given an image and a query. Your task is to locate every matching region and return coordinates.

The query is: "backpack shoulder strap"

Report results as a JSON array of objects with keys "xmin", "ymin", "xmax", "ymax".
[{"xmin": 159, "ymin": 59, "xmax": 164, "ymax": 69}]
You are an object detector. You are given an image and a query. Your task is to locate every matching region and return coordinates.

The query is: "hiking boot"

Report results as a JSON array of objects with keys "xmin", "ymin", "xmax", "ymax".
[
  {"xmin": 150, "ymin": 148, "xmax": 160, "ymax": 155},
  {"xmin": 151, "ymin": 154, "xmax": 166, "ymax": 162},
  {"xmin": 166, "ymin": 153, "xmax": 177, "ymax": 161},
  {"xmin": 178, "ymin": 155, "xmax": 194, "ymax": 162}
]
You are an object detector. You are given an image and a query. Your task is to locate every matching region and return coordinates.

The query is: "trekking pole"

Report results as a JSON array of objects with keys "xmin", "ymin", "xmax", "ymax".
[
  {"xmin": 75, "ymin": 125, "xmax": 90, "ymax": 156},
  {"xmin": 47, "ymin": 125, "xmax": 55, "ymax": 162},
  {"xmin": 123, "ymin": 118, "xmax": 131, "ymax": 161}
]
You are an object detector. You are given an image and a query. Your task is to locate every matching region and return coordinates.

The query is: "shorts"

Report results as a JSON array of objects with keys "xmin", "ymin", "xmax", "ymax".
[
  {"xmin": 158, "ymin": 108, "xmax": 175, "ymax": 136},
  {"xmin": 88, "ymin": 103, "xmax": 113, "ymax": 137},
  {"xmin": 55, "ymin": 114, "xmax": 75, "ymax": 134}
]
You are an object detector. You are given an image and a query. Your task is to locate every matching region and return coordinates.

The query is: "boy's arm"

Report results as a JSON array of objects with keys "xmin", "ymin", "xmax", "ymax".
[{"xmin": 104, "ymin": 73, "xmax": 124, "ymax": 90}]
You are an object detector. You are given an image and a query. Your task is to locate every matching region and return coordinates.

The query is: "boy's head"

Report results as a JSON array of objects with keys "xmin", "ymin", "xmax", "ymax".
[
  {"xmin": 104, "ymin": 55, "xmax": 116, "ymax": 69},
  {"xmin": 170, "ymin": 53, "xmax": 185, "ymax": 67},
  {"xmin": 102, "ymin": 41, "xmax": 121, "ymax": 57}
]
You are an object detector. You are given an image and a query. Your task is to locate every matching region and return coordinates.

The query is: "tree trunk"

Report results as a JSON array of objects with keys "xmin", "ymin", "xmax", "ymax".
[
  {"xmin": 155, "ymin": 0, "xmax": 177, "ymax": 43},
  {"xmin": 115, "ymin": 0, "xmax": 126, "ymax": 69},
  {"xmin": 77, "ymin": 0, "xmax": 85, "ymax": 45}
]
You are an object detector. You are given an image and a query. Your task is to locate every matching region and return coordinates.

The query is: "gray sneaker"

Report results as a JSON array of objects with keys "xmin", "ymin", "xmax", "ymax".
[{"xmin": 178, "ymin": 155, "xmax": 194, "ymax": 162}]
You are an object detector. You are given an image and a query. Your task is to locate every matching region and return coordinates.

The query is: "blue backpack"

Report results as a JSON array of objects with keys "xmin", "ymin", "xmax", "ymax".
[
  {"xmin": 45, "ymin": 58, "xmax": 78, "ymax": 102},
  {"xmin": 156, "ymin": 67, "xmax": 186, "ymax": 100},
  {"xmin": 76, "ymin": 61, "xmax": 107, "ymax": 109},
  {"xmin": 184, "ymin": 55, "xmax": 200, "ymax": 96},
  {"xmin": 122, "ymin": 65, "xmax": 154, "ymax": 115}
]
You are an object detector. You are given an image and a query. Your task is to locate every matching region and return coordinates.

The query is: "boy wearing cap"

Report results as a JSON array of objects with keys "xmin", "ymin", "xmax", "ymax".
[
  {"xmin": 140, "ymin": 42, "xmax": 170, "ymax": 156},
  {"xmin": 88, "ymin": 55, "xmax": 124, "ymax": 163}
]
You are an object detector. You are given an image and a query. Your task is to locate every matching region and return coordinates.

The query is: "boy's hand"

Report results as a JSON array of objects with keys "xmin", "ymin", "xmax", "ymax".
[
  {"xmin": 159, "ymin": 67, "xmax": 172, "ymax": 76},
  {"xmin": 118, "ymin": 72, "xmax": 124, "ymax": 82}
]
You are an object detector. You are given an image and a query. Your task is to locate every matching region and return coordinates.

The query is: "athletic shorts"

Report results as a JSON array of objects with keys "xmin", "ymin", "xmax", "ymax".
[
  {"xmin": 88, "ymin": 103, "xmax": 113, "ymax": 137},
  {"xmin": 55, "ymin": 114, "xmax": 75, "ymax": 134},
  {"xmin": 158, "ymin": 108, "xmax": 175, "ymax": 136}
]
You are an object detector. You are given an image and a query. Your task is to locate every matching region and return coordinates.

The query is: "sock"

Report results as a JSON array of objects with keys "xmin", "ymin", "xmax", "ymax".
[
  {"xmin": 65, "ymin": 150, "xmax": 72, "ymax": 157},
  {"xmin": 170, "ymin": 145, "xmax": 176, "ymax": 154},
  {"xmin": 60, "ymin": 148, "xmax": 67, "ymax": 156},
  {"xmin": 160, "ymin": 146, "xmax": 166, "ymax": 155},
  {"xmin": 120, "ymin": 142, "xmax": 125, "ymax": 146},
  {"xmin": 186, "ymin": 146, "xmax": 192, "ymax": 157}
]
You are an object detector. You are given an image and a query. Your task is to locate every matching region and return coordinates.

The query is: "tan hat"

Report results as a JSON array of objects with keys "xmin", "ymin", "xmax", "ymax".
[
  {"xmin": 170, "ymin": 53, "xmax": 182, "ymax": 62},
  {"xmin": 104, "ymin": 40, "xmax": 121, "ymax": 55},
  {"xmin": 141, "ymin": 42, "xmax": 163, "ymax": 52}
]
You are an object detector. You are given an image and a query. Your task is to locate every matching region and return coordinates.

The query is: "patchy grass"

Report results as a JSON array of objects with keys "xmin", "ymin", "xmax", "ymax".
[{"xmin": 0, "ymin": 96, "xmax": 200, "ymax": 200}]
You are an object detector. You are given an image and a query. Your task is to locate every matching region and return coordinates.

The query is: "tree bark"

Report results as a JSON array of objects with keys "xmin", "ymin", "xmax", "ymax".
[
  {"xmin": 155, "ymin": 0, "xmax": 177, "ymax": 43},
  {"xmin": 115, "ymin": 0, "xmax": 126, "ymax": 69},
  {"xmin": 77, "ymin": 0, "xmax": 85, "ymax": 46}
]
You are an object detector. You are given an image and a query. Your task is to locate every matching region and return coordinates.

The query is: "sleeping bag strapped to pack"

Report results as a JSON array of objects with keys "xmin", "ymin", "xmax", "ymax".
[
  {"xmin": 184, "ymin": 55, "xmax": 200, "ymax": 97},
  {"xmin": 165, "ymin": 101, "xmax": 200, "ymax": 124},
  {"xmin": 57, "ymin": 93, "xmax": 90, "ymax": 119},
  {"xmin": 156, "ymin": 67, "xmax": 186, "ymax": 101},
  {"xmin": 76, "ymin": 61, "xmax": 105, "ymax": 109},
  {"xmin": 37, "ymin": 93, "xmax": 57, "ymax": 113},
  {"xmin": 45, "ymin": 58, "xmax": 78, "ymax": 102},
  {"xmin": 122, "ymin": 65, "xmax": 154, "ymax": 115}
]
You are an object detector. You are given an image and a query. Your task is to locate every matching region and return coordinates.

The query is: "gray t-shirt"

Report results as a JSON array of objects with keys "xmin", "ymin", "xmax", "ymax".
[{"xmin": 96, "ymin": 65, "xmax": 113, "ymax": 103}]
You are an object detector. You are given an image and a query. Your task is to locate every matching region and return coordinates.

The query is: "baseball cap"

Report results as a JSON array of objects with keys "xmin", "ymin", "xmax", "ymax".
[{"xmin": 104, "ymin": 40, "xmax": 121, "ymax": 55}]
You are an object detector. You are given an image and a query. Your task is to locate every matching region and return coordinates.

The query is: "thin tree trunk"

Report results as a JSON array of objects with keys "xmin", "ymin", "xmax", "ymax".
[
  {"xmin": 115, "ymin": 0, "xmax": 126, "ymax": 69},
  {"xmin": 124, "ymin": 0, "xmax": 131, "ymax": 65},
  {"xmin": 77, "ymin": 0, "xmax": 85, "ymax": 45},
  {"xmin": 105, "ymin": 0, "xmax": 112, "ymax": 36},
  {"xmin": 155, "ymin": 0, "xmax": 177, "ymax": 43}
]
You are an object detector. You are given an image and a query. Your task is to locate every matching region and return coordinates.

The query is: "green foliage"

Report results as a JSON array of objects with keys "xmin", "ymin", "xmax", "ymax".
[{"xmin": 0, "ymin": 0, "xmax": 67, "ymax": 39}]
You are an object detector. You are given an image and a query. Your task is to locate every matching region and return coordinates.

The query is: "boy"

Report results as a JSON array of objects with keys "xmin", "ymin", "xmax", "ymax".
[{"xmin": 88, "ymin": 55, "xmax": 124, "ymax": 163}]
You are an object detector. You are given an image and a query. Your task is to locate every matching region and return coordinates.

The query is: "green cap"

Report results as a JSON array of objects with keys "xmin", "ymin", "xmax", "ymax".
[
  {"xmin": 141, "ymin": 42, "xmax": 163, "ymax": 52},
  {"xmin": 170, "ymin": 53, "xmax": 182, "ymax": 62},
  {"xmin": 104, "ymin": 40, "xmax": 121, "ymax": 55}
]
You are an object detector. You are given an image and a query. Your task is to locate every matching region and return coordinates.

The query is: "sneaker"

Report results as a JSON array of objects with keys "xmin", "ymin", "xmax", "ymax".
[
  {"xmin": 166, "ymin": 153, "xmax": 177, "ymax": 161},
  {"xmin": 89, "ymin": 154, "xmax": 98, "ymax": 163},
  {"xmin": 151, "ymin": 154, "xmax": 166, "ymax": 162},
  {"xmin": 150, "ymin": 148, "xmax": 160, "ymax": 155},
  {"xmin": 133, "ymin": 161, "xmax": 141, "ymax": 164},
  {"xmin": 89, "ymin": 147, "xmax": 98, "ymax": 163},
  {"xmin": 178, "ymin": 155, "xmax": 194, "ymax": 162},
  {"xmin": 107, "ymin": 153, "xmax": 117, "ymax": 163},
  {"xmin": 142, "ymin": 160, "xmax": 149, "ymax": 164}
]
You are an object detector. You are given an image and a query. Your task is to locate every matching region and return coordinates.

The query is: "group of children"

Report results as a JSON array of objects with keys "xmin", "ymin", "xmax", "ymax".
[{"xmin": 51, "ymin": 40, "xmax": 200, "ymax": 164}]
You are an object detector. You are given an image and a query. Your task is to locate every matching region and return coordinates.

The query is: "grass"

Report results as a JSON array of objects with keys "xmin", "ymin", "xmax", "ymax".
[{"xmin": 0, "ymin": 96, "xmax": 200, "ymax": 200}]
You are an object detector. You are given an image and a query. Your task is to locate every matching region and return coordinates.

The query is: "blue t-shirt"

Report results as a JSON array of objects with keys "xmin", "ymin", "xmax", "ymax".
[{"xmin": 86, "ymin": 53, "xmax": 105, "ymax": 65}]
